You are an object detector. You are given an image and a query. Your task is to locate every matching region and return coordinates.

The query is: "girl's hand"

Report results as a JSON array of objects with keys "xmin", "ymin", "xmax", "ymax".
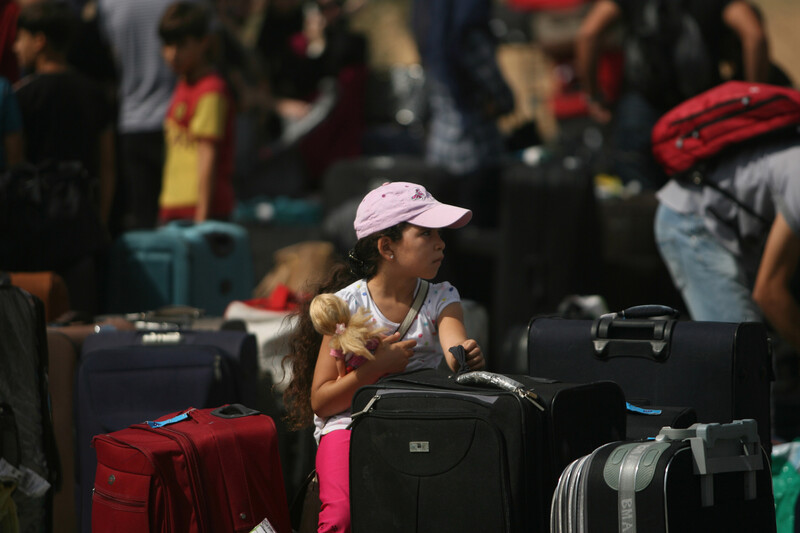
[
  {"xmin": 370, "ymin": 331, "xmax": 416, "ymax": 376},
  {"xmin": 460, "ymin": 338, "xmax": 485, "ymax": 371}
]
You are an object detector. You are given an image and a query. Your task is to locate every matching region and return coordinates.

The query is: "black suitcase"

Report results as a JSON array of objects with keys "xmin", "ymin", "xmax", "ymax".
[
  {"xmin": 492, "ymin": 157, "xmax": 602, "ymax": 357},
  {"xmin": 348, "ymin": 369, "xmax": 626, "ymax": 533},
  {"xmin": 0, "ymin": 277, "xmax": 60, "ymax": 533},
  {"xmin": 527, "ymin": 305, "xmax": 773, "ymax": 452},
  {"xmin": 551, "ymin": 419, "xmax": 776, "ymax": 533}
]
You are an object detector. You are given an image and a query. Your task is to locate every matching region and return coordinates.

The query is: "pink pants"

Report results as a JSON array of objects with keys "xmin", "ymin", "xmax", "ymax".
[{"xmin": 316, "ymin": 430, "xmax": 351, "ymax": 533}]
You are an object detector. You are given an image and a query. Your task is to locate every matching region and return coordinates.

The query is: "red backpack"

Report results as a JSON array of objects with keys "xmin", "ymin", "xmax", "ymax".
[{"xmin": 651, "ymin": 81, "xmax": 800, "ymax": 176}]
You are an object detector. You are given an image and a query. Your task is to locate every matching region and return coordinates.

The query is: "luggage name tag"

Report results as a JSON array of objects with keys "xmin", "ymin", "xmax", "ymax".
[
  {"xmin": 626, "ymin": 402, "xmax": 662, "ymax": 416},
  {"xmin": 146, "ymin": 410, "xmax": 193, "ymax": 428}
]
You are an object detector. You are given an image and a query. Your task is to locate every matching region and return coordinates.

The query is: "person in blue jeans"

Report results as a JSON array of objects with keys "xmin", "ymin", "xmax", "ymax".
[{"xmin": 654, "ymin": 137, "xmax": 800, "ymax": 352}]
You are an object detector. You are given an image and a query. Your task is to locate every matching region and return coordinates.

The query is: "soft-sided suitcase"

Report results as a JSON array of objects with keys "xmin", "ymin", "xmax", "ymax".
[
  {"xmin": 91, "ymin": 404, "xmax": 292, "ymax": 533},
  {"xmin": 527, "ymin": 306, "xmax": 773, "ymax": 453},
  {"xmin": 348, "ymin": 369, "xmax": 626, "ymax": 533},
  {"xmin": 550, "ymin": 419, "xmax": 776, "ymax": 532},
  {"xmin": 492, "ymin": 158, "xmax": 602, "ymax": 357},
  {"xmin": 106, "ymin": 220, "xmax": 254, "ymax": 315},
  {"xmin": 75, "ymin": 329, "xmax": 258, "ymax": 533},
  {"xmin": 0, "ymin": 278, "xmax": 61, "ymax": 533}
]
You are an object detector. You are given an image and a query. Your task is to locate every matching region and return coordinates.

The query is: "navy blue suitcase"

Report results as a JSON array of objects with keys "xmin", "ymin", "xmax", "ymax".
[{"xmin": 74, "ymin": 329, "xmax": 258, "ymax": 533}]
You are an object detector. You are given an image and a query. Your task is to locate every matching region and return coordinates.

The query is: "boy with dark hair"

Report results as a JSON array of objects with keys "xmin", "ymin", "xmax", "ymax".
[
  {"xmin": 13, "ymin": 0, "xmax": 115, "ymax": 316},
  {"xmin": 158, "ymin": 0, "xmax": 235, "ymax": 223}
]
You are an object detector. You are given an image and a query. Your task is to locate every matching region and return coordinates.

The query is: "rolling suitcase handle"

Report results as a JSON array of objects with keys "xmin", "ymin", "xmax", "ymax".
[
  {"xmin": 592, "ymin": 305, "xmax": 681, "ymax": 361},
  {"xmin": 657, "ymin": 419, "xmax": 763, "ymax": 506}
]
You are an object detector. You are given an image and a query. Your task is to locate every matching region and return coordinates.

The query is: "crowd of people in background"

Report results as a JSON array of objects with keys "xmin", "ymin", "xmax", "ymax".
[
  {"xmin": 0, "ymin": 0, "xmax": 371, "ymax": 236},
  {"xmin": 3, "ymin": 0, "xmax": 800, "ymax": 356}
]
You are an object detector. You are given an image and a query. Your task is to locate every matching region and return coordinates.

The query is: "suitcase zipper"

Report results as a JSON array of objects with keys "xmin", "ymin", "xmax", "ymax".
[
  {"xmin": 670, "ymin": 94, "xmax": 788, "ymax": 147},
  {"xmin": 99, "ymin": 433, "xmax": 177, "ymax": 532},
  {"xmin": 92, "ymin": 486, "xmax": 147, "ymax": 511}
]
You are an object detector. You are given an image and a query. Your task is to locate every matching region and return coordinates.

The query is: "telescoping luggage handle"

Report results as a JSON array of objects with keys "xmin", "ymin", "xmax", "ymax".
[
  {"xmin": 592, "ymin": 305, "xmax": 681, "ymax": 361},
  {"xmin": 658, "ymin": 418, "xmax": 763, "ymax": 506}
]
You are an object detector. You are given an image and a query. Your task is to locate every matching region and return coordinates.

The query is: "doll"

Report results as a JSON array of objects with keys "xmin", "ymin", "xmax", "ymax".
[{"xmin": 309, "ymin": 293, "xmax": 388, "ymax": 378}]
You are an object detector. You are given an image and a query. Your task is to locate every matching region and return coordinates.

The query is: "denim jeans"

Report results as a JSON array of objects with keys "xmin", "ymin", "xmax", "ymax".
[
  {"xmin": 654, "ymin": 203, "xmax": 763, "ymax": 322},
  {"xmin": 613, "ymin": 91, "xmax": 668, "ymax": 190}
]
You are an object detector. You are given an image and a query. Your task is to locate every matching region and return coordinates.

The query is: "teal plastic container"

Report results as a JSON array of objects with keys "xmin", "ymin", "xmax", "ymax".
[{"xmin": 107, "ymin": 221, "xmax": 254, "ymax": 315}]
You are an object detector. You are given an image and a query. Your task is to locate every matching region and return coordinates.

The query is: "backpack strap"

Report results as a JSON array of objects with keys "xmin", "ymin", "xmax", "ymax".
[
  {"xmin": 688, "ymin": 166, "xmax": 771, "ymax": 226},
  {"xmin": 396, "ymin": 280, "xmax": 429, "ymax": 339}
]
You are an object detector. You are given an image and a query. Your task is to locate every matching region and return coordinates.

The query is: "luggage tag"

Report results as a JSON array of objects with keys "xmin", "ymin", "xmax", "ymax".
[
  {"xmin": 626, "ymin": 402, "xmax": 662, "ymax": 416},
  {"xmin": 146, "ymin": 410, "xmax": 193, "ymax": 428},
  {"xmin": 249, "ymin": 517, "xmax": 278, "ymax": 533}
]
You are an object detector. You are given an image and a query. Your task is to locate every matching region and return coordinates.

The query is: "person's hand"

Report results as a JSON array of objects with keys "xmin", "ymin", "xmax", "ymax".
[
  {"xmin": 461, "ymin": 338, "xmax": 485, "ymax": 371},
  {"xmin": 276, "ymin": 98, "xmax": 311, "ymax": 120},
  {"xmin": 371, "ymin": 331, "xmax": 416, "ymax": 375}
]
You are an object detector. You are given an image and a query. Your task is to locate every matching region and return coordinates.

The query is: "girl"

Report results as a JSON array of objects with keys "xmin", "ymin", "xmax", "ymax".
[{"xmin": 283, "ymin": 181, "xmax": 485, "ymax": 533}]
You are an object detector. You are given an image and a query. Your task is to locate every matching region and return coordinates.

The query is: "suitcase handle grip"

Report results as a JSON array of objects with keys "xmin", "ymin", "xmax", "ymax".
[
  {"xmin": 610, "ymin": 304, "xmax": 680, "ymax": 319},
  {"xmin": 210, "ymin": 403, "xmax": 260, "ymax": 419},
  {"xmin": 591, "ymin": 314, "xmax": 677, "ymax": 360}
]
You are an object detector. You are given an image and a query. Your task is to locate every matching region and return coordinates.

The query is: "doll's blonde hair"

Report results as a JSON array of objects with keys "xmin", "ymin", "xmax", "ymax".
[{"xmin": 309, "ymin": 293, "xmax": 388, "ymax": 359}]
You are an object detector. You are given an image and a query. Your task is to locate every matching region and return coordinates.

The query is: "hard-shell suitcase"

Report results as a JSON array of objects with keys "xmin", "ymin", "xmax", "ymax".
[
  {"xmin": 348, "ymin": 369, "xmax": 627, "ymax": 533},
  {"xmin": 75, "ymin": 329, "xmax": 258, "ymax": 533},
  {"xmin": 0, "ymin": 279, "xmax": 60, "ymax": 533},
  {"xmin": 106, "ymin": 220, "xmax": 254, "ymax": 315},
  {"xmin": 550, "ymin": 419, "xmax": 776, "ymax": 533},
  {"xmin": 91, "ymin": 404, "xmax": 292, "ymax": 533},
  {"xmin": 527, "ymin": 306, "xmax": 773, "ymax": 453}
]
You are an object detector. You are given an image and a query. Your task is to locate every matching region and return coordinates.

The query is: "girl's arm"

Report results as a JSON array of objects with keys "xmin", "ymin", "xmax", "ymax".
[
  {"xmin": 310, "ymin": 331, "xmax": 416, "ymax": 418},
  {"xmin": 437, "ymin": 302, "xmax": 485, "ymax": 372}
]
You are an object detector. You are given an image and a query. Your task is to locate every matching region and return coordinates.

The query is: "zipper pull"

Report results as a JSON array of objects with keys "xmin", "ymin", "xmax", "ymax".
[
  {"xmin": 349, "ymin": 394, "xmax": 381, "ymax": 425},
  {"xmin": 518, "ymin": 388, "xmax": 546, "ymax": 412}
]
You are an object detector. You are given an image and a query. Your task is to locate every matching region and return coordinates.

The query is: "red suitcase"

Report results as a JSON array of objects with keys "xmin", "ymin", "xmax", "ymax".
[{"xmin": 91, "ymin": 404, "xmax": 291, "ymax": 533}]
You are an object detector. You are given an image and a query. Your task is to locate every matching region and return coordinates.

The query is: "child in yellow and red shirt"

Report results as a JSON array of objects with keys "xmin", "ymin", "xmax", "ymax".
[{"xmin": 158, "ymin": 1, "xmax": 234, "ymax": 223}]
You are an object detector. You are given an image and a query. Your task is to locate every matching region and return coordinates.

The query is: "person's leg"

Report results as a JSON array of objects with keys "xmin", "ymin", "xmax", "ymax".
[
  {"xmin": 654, "ymin": 203, "xmax": 763, "ymax": 322},
  {"xmin": 316, "ymin": 430, "xmax": 351, "ymax": 533},
  {"xmin": 613, "ymin": 92, "xmax": 667, "ymax": 190}
]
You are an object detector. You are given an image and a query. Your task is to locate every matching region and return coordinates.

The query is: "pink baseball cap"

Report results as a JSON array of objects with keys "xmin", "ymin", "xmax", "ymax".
[{"xmin": 354, "ymin": 182, "xmax": 472, "ymax": 239}]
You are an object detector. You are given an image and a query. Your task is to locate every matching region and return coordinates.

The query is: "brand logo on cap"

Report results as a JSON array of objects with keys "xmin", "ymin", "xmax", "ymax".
[{"xmin": 411, "ymin": 188, "xmax": 425, "ymax": 200}]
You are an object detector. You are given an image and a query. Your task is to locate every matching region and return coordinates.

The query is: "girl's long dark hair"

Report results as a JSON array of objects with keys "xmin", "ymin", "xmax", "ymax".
[{"xmin": 281, "ymin": 223, "xmax": 406, "ymax": 430}]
